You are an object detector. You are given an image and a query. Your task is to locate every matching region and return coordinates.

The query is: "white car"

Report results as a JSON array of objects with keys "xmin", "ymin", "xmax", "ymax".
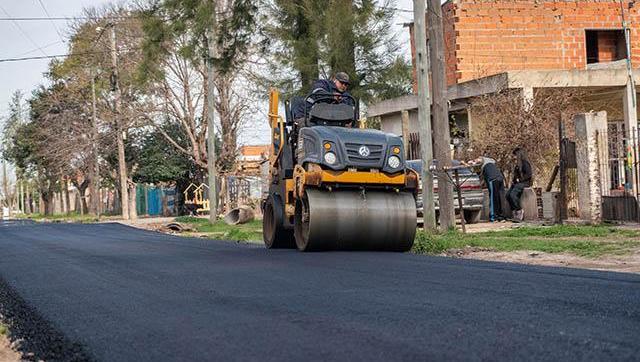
[{"xmin": 406, "ymin": 160, "xmax": 484, "ymax": 224}]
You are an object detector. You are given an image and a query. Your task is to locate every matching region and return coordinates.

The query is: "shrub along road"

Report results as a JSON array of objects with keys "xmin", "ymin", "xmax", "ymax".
[{"xmin": 0, "ymin": 221, "xmax": 638, "ymax": 361}]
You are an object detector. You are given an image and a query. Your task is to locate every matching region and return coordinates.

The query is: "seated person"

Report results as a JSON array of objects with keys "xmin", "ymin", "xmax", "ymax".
[
  {"xmin": 291, "ymin": 72, "xmax": 354, "ymax": 122},
  {"xmin": 506, "ymin": 147, "xmax": 533, "ymax": 222}
]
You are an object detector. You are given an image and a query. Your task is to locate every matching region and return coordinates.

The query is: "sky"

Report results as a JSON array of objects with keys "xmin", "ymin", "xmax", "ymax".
[{"xmin": 0, "ymin": 0, "xmax": 416, "ymax": 147}]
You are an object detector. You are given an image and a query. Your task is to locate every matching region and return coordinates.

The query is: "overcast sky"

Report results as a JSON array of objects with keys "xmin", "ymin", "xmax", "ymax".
[{"xmin": 0, "ymin": 0, "xmax": 416, "ymax": 146}]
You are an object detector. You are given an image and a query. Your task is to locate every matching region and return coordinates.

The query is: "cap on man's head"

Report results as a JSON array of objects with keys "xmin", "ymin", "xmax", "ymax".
[{"xmin": 335, "ymin": 72, "xmax": 350, "ymax": 85}]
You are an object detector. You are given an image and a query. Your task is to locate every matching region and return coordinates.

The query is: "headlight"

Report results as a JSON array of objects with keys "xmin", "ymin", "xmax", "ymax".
[
  {"xmin": 387, "ymin": 155, "xmax": 401, "ymax": 169},
  {"xmin": 324, "ymin": 152, "xmax": 337, "ymax": 165}
]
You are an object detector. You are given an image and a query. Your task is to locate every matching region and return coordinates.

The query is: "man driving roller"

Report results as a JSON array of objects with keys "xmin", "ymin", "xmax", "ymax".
[{"xmin": 292, "ymin": 72, "xmax": 354, "ymax": 121}]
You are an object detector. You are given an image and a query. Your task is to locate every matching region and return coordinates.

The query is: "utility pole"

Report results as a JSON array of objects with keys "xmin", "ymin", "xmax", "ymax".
[
  {"xmin": 1, "ymin": 160, "xmax": 8, "ymax": 215},
  {"xmin": 206, "ymin": 11, "xmax": 219, "ymax": 223},
  {"xmin": 90, "ymin": 73, "xmax": 101, "ymax": 218},
  {"xmin": 413, "ymin": 0, "xmax": 436, "ymax": 230},
  {"xmin": 620, "ymin": 1, "xmax": 638, "ymax": 197},
  {"xmin": 427, "ymin": 0, "xmax": 454, "ymax": 230},
  {"xmin": 110, "ymin": 23, "xmax": 129, "ymax": 220}
]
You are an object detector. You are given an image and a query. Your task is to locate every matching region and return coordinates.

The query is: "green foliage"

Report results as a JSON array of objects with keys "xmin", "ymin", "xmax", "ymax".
[
  {"xmin": 263, "ymin": 0, "xmax": 412, "ymax": 103},
  {"xmin": 139, "ymin": 0, "xmax": 258, "ymax": 81},
  {"xmin": 412, "ymin": 226, "xmax": 640, "ymax": 258},
  {"xmin": 131, "ymin": 124, "xmax": 195, "ymax": 184}
]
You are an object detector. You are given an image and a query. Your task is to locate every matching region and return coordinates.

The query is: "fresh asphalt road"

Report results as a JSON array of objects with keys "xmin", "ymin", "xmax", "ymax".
[{"xmin": 0, "ymin": 221, "xmax": 639, "ymax": 361}]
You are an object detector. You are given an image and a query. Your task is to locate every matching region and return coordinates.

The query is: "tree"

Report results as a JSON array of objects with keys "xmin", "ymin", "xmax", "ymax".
[
  {"xmin": 139, "ymin": 0, "xmax": 258, "ymax": 176},
  {"xmin": 468, "ymin": 89, "xmax": 589, "ymax": 186},
  {"xmin": 51, "ymin": 6, "xmax": 152, "ymax": 218},
  {"xmin": 261, "ymin": 0, "xmax": 412, "ymax": 103}
]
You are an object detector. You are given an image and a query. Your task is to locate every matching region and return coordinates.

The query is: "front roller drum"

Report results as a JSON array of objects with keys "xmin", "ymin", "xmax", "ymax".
[{"xmin": 294, "ymin": 189, "xmax": 417, "ymax": 251}]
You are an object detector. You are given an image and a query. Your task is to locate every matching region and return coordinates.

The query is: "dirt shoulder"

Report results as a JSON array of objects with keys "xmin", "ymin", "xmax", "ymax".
[
  {"xmin": 444, "ymin": 246, "xmax": 640, "ymax": 274},
  {"xmin": 0, "ymin": 331, "xmax": 20, "ymax": 362}
]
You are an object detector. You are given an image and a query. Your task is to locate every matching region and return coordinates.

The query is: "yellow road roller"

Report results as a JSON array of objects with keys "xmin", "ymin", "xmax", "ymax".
[{"xmin": 262, "ymin": 88, "xmax": 418, "ymax": 251}]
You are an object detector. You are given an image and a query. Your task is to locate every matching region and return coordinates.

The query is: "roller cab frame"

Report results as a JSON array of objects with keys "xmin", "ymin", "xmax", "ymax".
[{"xmin": 262, "ymin": 88, "xmax": 418, "ymax": 251}]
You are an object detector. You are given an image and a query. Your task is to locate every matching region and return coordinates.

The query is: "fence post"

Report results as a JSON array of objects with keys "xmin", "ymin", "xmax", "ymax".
[{"xmin": 574, "ymin": 111, "xmax": 608, "ymax": 223}]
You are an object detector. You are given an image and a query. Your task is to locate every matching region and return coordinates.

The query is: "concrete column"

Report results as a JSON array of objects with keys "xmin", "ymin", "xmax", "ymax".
[
  {"xmin": 623, "ymin": 81, "xmax": 638, "ymax": 196},
  {"xmin": 574, "ymin": 111, "xmax": 608, "ymax": 223},
  {"xmin": 522, "ymin": 87, "xmax": 534, "ymax": 112}
]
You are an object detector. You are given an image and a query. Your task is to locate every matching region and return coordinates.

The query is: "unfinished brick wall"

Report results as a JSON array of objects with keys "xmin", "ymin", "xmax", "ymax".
[
  {"xmin": 410, "ymin": 0, "xmax": 640, "ymax": 86},
  {"xmin": 408, "ymin": 1, "xmax": 457, "ymax": 93}
]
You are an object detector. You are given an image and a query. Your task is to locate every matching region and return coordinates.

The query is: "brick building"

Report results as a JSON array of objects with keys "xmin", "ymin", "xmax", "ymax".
[
  {"xmin": 410, "ymin": 0, "xmax": 640, "ymax": 87},
  {"xmin": 368, "ymin": 0, "xmax": 640, "ymax": 143}
]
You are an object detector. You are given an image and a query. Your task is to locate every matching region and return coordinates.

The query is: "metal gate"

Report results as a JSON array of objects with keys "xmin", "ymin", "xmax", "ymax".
[{"xmin": 596, "ymin": 123, "xmax": 640, "ymax": 222}]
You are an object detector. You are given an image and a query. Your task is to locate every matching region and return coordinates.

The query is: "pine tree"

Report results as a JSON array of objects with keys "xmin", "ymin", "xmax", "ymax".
[{"xmin": 262, "ymin": 0, "xmax": 411, "ymax": 103}]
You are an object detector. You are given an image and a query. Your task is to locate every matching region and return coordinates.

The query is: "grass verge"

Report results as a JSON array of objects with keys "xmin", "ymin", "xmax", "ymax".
[
  {"xmin": 0, "ymin": 322, "xmax": 7, "ymax": 336},
  {"xmin": 16, "ymin": 212, "xmax": 109, "ymax": 223},
  {"xmin": 175, "ymin": 216, "xmax": 263, "ymax": 242},
  {"xmin": 412, "ymin": 225, "xmax": 640, "ymax": 258}
]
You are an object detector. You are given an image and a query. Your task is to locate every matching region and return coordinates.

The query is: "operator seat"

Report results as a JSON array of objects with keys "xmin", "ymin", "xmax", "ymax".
[{"xmin": 307, "ymin": 103, "xmax": 355, "ymax": 127}]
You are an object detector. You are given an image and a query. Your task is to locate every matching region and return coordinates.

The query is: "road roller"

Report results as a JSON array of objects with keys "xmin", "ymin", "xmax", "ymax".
[{"xmin": 262, "ymin": 88, "xmax": 418, "ymax": 251}]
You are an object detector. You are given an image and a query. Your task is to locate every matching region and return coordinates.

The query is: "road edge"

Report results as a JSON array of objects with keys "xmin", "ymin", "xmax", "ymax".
[{"xmin": 0, "ymin": 276, "xmax": 93, "ymax": 361}]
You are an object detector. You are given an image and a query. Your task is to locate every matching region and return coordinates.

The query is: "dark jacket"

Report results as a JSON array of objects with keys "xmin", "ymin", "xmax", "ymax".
[
  {"xmin": 292, "ymin": 79, "xmax": 354, "ymax": 119},
  {"xmin": 512, "ymin": 158, "xmax": 533, "ymax": 186},
  {"xmin": 478, "ymin": 157, "xmax": 503, "ymax": 183}
]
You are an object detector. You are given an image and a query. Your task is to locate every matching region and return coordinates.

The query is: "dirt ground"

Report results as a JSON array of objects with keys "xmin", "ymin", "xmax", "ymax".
[
  {"xmin": 0, "ymin": 334, "xmax": 21, "ymax": 362},
  {"xmin": 444, "ymin": 247, "xmax": 640, "ymax": 274}
]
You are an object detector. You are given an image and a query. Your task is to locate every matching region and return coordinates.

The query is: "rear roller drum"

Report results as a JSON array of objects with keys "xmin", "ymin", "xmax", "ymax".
[
  {"xmin": 263, "ymin": 195, "xmax": 295, "ymax": 249},
  {"xmin": 294, "ymin": 189, "xmax": 417, "ymax": 252}
]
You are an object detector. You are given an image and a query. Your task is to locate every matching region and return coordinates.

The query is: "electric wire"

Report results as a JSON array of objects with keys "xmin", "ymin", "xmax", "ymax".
[
  {"xmin": 0, "ymin": 5, "xmax": 49, "ymax": 57},
  {"xmin": 36, "ymin": 0, "xmax": 66, "ymax": 44}
]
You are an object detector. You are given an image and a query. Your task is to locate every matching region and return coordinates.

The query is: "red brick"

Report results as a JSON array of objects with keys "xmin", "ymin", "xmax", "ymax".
[{"xmin": 409, "ymin": 0, "xmax": 639, "ymax": 85}]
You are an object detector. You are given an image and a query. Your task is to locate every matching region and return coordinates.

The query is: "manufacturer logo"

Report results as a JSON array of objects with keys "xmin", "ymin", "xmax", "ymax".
[{"xmin": 358, "ymin": 145, "xmax": 370, "ymax": 157}]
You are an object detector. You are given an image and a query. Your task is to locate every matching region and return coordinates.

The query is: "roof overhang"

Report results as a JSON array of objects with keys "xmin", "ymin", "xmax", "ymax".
[{"xmin": 366, "ymin": 68, "xmax": 640, "ymax": 117}]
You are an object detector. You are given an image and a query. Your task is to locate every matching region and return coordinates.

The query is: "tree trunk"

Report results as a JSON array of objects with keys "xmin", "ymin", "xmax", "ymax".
[
  {"xmin": 216, "ymin": 74, "xmax": 238, "ymax": 174},
  {"xmin": 129, "ymin": 182, "xmax": 138, "ymax": 220},
  {"xmin": 64, "ymin": 180, "xmax": 71, "ymax": 215},
  {"xmin": 79, "ymin": 186, "xmax": 89, "ymax": 215}
]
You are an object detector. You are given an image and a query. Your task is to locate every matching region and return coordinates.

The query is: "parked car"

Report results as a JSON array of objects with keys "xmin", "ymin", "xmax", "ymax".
[{"xmin": 406, "ymin": 160, "xmax": 484, "ymax": 224}]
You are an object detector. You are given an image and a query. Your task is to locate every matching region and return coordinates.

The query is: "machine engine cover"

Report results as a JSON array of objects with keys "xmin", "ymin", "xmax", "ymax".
[{"xmin": 297, "ymin": 126, "xmax": 405, "ymax": 173}]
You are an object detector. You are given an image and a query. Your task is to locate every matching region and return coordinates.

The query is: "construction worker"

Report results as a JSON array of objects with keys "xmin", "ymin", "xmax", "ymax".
[
  {"xmin": 292, "ymin": 72, "xmax": 354, "ymax": 121},
  {"xmin": 468, "ymin": 155, "xmax": 505, "ymax": 222},
  {"xmin": 506, "ymin": 147, "xmax": 533, "ymax": 222}
]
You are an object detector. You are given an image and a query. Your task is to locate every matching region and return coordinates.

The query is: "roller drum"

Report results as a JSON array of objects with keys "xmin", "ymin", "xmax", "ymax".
[{"xmin": 295, "ymin": 189, "xmax": 417, "ymax": 251}]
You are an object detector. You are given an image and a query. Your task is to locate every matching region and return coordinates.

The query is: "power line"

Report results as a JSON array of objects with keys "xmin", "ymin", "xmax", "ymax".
[
  {"xmin": 0, "ymin": 16, "xmax": 142, "ymax": 21},
  {"xmin": 0, "ymin": 5, "xmax": 49, "ymax": 57},
  {"xmin": 36, "ymin": 0, "xmax": 66, "ymax": 44},
  {"xmin": 0, "ymin": 48, "xmax": 137, "ymax": 64},
  {"xmin": 15, "ymin": 40, "xmax": 63, "ymax": 57}
]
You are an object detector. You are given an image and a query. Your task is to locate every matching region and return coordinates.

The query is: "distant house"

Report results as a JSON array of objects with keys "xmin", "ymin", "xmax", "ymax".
[{"xmin": 236, "ymin": 145, "xmax": 270, "ymax": 175}]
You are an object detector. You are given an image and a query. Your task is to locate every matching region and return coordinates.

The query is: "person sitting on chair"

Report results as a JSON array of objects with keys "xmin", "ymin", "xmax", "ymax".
[{"xmin": 506, "ymin": 147, "xmax": 533, "ymax": 222}]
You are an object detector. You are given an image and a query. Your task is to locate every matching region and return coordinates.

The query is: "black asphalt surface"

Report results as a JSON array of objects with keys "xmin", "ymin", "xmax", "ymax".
[{"xmin": 0, "ymin": 221, "xmax": 639, "ymax": 361}]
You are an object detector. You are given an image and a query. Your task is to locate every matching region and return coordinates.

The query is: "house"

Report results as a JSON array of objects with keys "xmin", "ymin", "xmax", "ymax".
[
  {"xmin": 236, "ymin": 145, "xmax": 270, "ymax": 175},
  {"xmin": 367, "ymin": 0, "xmax": 640, "ymax": 194}
]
